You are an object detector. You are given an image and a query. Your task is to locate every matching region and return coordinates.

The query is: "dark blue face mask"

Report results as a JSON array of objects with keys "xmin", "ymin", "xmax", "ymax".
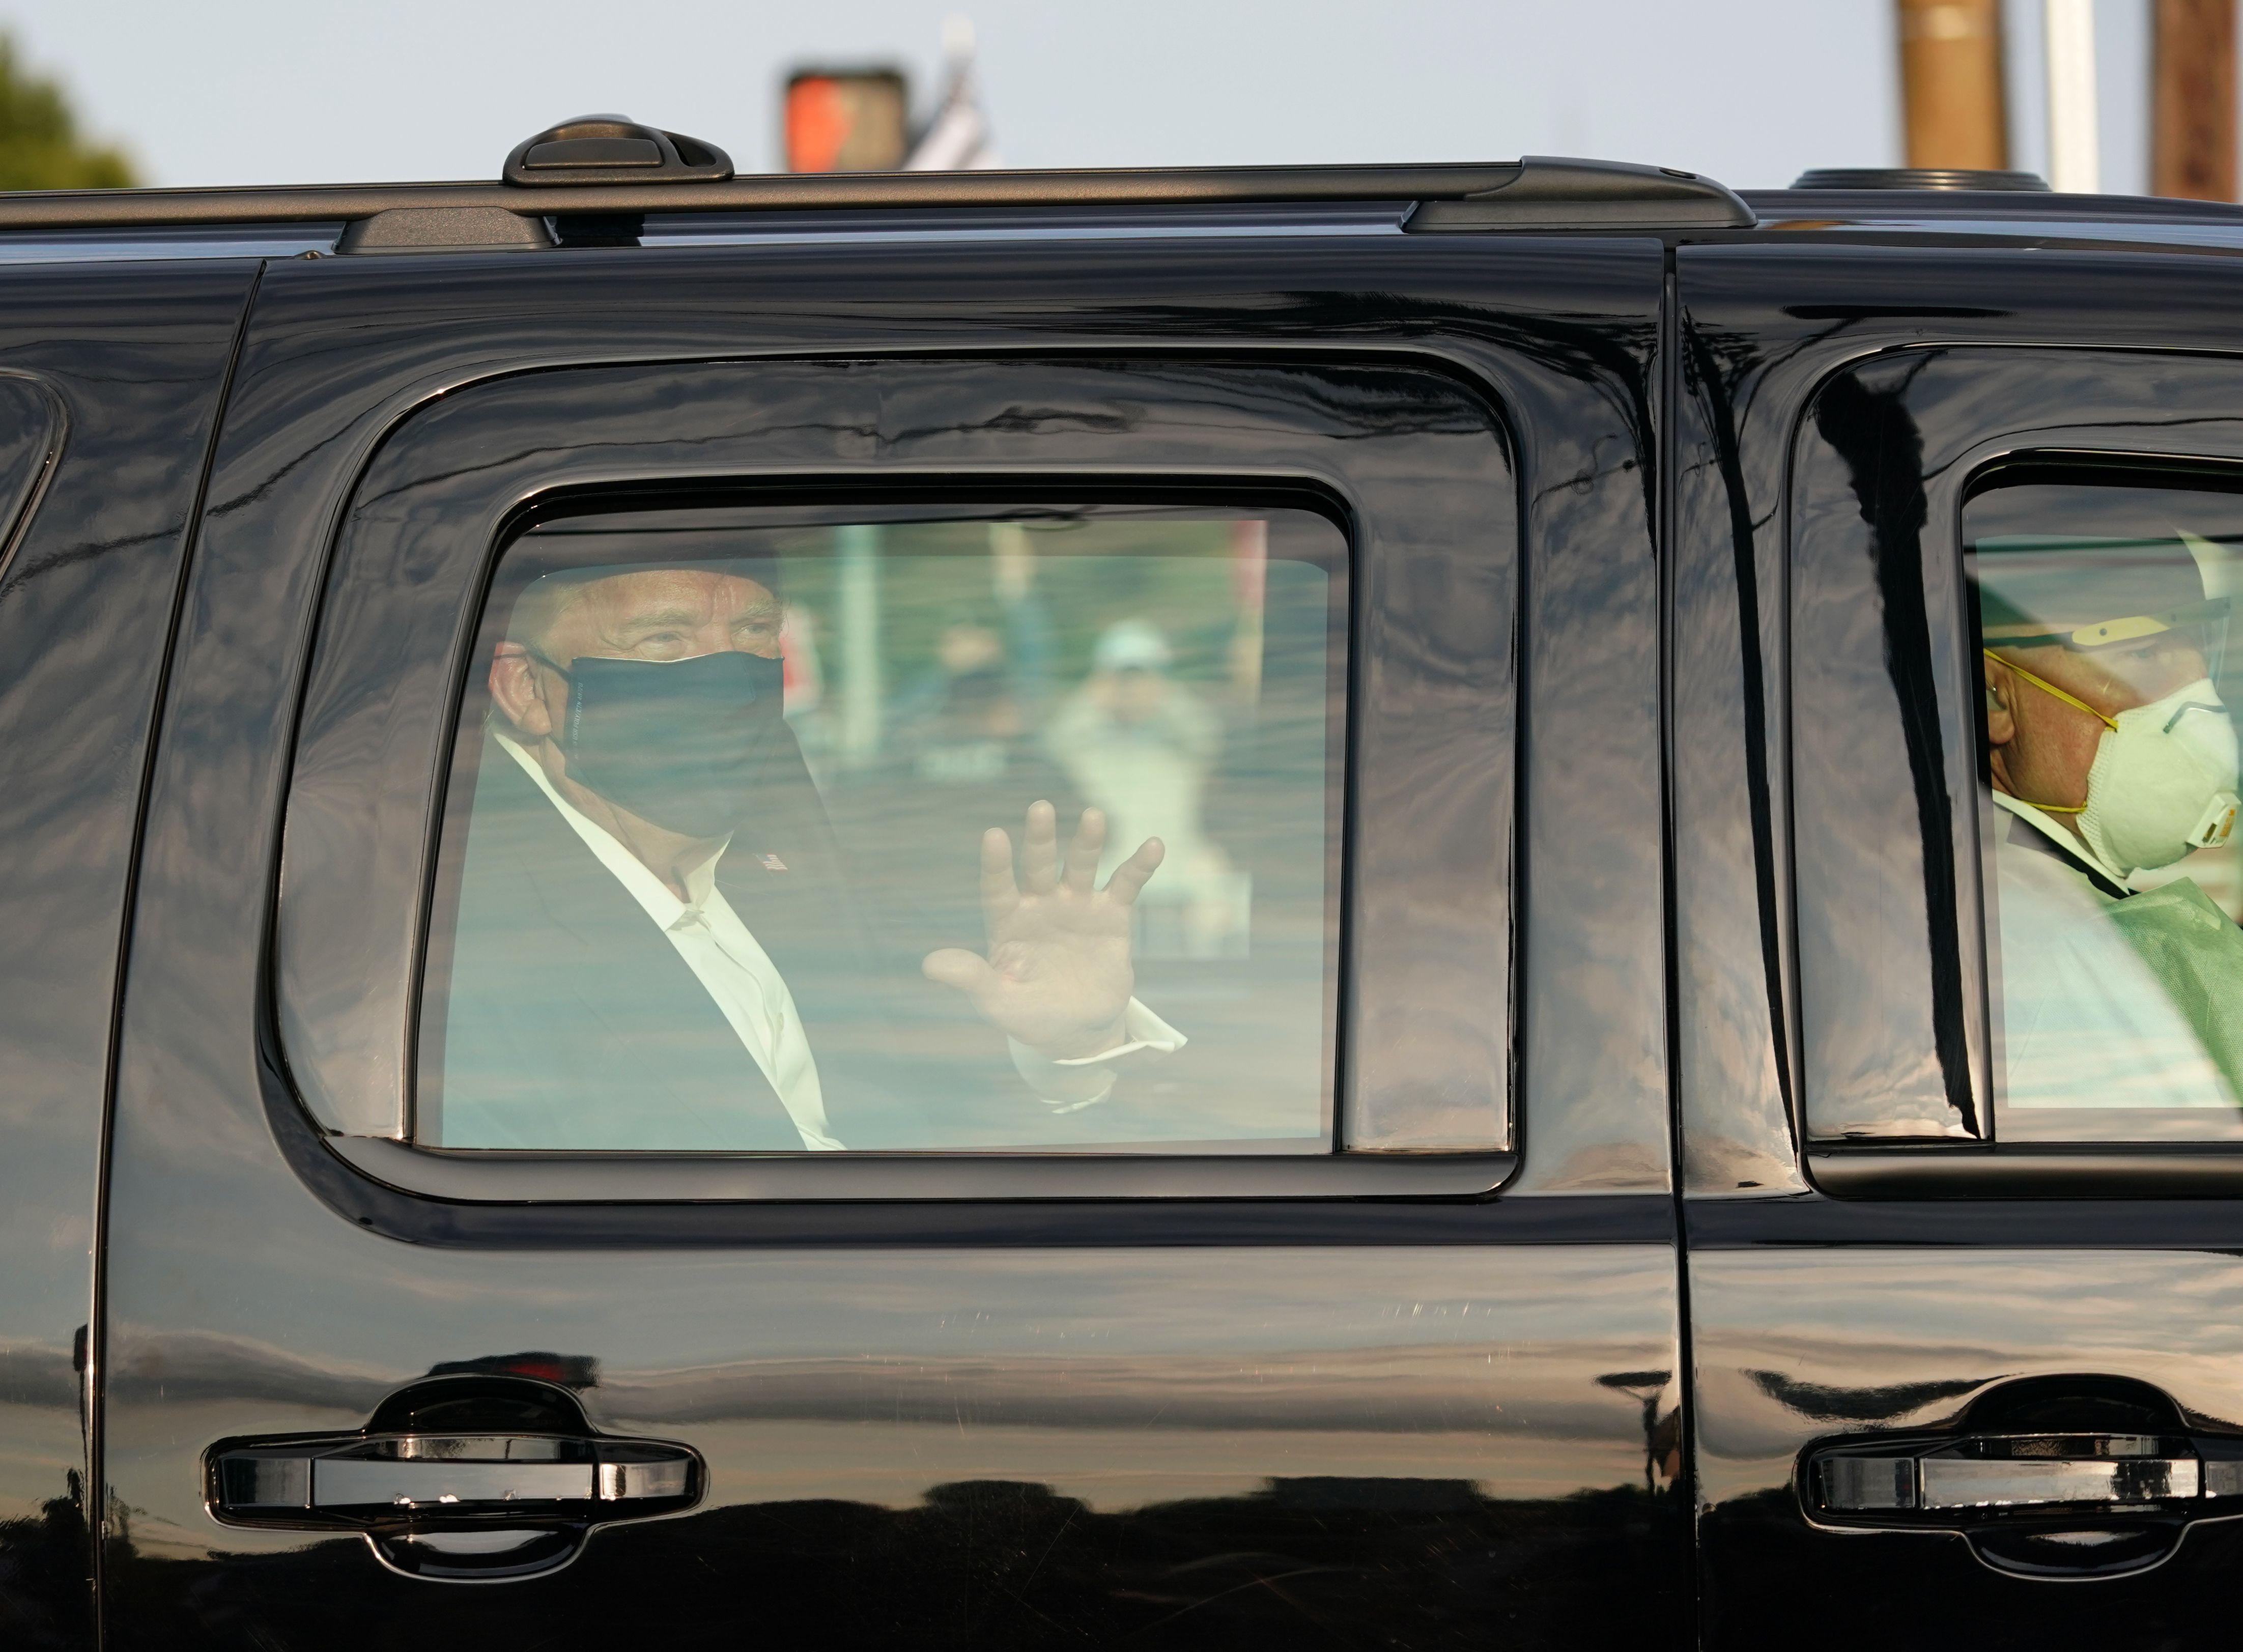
[{"xmin": 530, "ymin": 648, "xmax": 788, "ymax": 839}]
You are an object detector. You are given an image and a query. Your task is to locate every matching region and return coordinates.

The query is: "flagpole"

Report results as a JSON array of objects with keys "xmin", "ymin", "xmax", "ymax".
[{"xmin": 2045, "ymin": 0, "xmax": 2101, "ymax": 191}]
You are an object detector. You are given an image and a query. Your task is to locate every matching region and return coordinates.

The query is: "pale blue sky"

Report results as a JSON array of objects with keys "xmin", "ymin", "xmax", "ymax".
[{"xmin": 0, "ymin": 0, "xmax": 2165, "ymax": 194}]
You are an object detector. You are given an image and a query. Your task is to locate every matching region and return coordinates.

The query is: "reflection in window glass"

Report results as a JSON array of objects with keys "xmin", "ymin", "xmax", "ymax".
[
  {"xmin": 417, "ymin": 505, "xmax": 1345, "ymax": 1153},
  {"xmin": 1970, "ymin": 478, "xmax": 2243, "ymax": 1141}
]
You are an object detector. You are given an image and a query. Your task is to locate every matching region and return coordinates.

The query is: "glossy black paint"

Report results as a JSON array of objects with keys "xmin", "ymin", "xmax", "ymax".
[
  {"xmin": 25, "ymin": 187, "xmax": 2243, "ymax": 1645},
  {"xmin": 1688, "ymin": 1191, "xmax": 2243, "ymax": 1247},
  {"xmin": 92, "ymin": 234, "xmax": 1681, "ymax": 1646},
  {"xmin": 0, "ymin": 260, "xmax": 255, "ymax": 1651},
  {"xmin": 1672, "ymin": 241, "xmax": 2243, "ymax": 1646},
  {"xmin": 27, "ymin": 175, "xmax": 2243, "ymax": 1644},
  {"xmin": 0, "ymin": 374, "xmax": 62, "ymax": 563},
  {"xmin": 1671, "ymin": 239, "xmax": 2243, "ymax": 1190},
  {"xmin": 1800, "ymin": 349, "xmax": 2243, "ymax": 1148},
  {"xmin": 1692, "ymin": 1246, "xmax": 2243, "ymax": 1643}
]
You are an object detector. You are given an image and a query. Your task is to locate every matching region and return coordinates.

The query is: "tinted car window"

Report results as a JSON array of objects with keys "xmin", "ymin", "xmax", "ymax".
[
  {"xmin": 1969, "ymin": 476, "xmax": 2243, "ymax": 1141},
  {"xmin": 416, "ymin": 503, "xmax": 1347, "ymax": 1153}
]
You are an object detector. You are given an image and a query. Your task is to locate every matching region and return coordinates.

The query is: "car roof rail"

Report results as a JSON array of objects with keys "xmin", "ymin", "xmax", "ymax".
[
  {"xmin": 0, "ymin": 145, "xmax": 1754, "ymax": 248},
  {"xmin": 1401, "ymin": 158, "xmax": 1751, "ymax": 231}
]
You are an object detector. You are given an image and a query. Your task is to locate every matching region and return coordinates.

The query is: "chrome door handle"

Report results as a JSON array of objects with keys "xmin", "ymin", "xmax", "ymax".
[
  {"xmin": 208, "ymin": 1423, "xmax": 701, "ymax": 1581},
  {"xmin": 216, "ymin": 1433, "xmax": 695, "ymax": 1516},
  {"xmin": 1805, "ymin": 1428, "xmax": 2243, "ymax": 1580},
  {"xmin": 1820, "ymin": 1433, "xmax": 2209, "ymax": 1514}
]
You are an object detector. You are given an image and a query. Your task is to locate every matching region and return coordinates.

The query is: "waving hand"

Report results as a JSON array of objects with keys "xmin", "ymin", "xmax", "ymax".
[{"xmin": 922, "ymin": 801, "xmax": 1163, "ymax": 1059}]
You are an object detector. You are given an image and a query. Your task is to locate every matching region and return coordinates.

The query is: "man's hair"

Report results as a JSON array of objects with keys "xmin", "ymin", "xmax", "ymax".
[
  {"xmin": 504, "ymin": 558, "xmax": 783, "ymax": 654},
  {"xmin": 505, "ymin": 567, "xmax": 600, "ymax": 653}
]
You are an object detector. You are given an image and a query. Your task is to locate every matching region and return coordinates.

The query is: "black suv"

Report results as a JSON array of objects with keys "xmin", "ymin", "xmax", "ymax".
[{"xmin": 7, "ymin": 118, "xmax": 2243, "ymax": 1648}]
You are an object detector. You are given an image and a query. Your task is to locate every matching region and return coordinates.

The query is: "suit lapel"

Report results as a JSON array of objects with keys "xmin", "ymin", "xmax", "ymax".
[{"xmin": 439, "ymin": 737, "xmax": 797, "ymax": 1148}]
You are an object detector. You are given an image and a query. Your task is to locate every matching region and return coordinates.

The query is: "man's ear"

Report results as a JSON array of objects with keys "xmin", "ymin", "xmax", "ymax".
[
  {"xmin": 490, "ymin": 642, "xmax": 555, "ymax": 738},
  {"xmin": 1983, "ymin": 657, "xmax": 2018, "ymax": 748}
]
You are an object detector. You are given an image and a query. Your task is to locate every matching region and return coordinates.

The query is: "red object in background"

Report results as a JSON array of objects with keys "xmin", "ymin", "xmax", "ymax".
[
  {"xmin": 425, "ymin": 1350, "xmax": 600, "ymax": 1389},
  {"xmin": 785, "ymin": 78, "xmax": 849, "ymax": 174},
  {"xmin": 783, "ymin": 70, "xmax": 911, "ymax": 173}
]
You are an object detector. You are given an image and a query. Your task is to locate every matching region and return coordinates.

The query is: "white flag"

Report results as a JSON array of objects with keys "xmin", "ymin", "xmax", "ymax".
[{"xmin": 905, "ymin": 15, "xmax": 1001, "ymax": 171}]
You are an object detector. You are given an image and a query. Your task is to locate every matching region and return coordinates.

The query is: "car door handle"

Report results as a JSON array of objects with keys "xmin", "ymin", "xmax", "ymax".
[
  {"xmin": 216, "ymin": 1433, "xmax": 695, "ymax": 1515},
  {"xmin": 1819, "ymin": 1433, "xmax": 2209, "ymax": 1513},
  {"xmin": 1805, "ymin": 1428, "xmax": 2243, "ymax": 1580},
  {"xmin": 207, "ymin": 1428, "xmax": 701, "ymax": 1581}
]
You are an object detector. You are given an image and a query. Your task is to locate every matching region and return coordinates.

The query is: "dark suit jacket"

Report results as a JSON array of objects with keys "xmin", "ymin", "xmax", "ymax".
[{"xmin": 426, "ymin": 731, "xmax": 1025, "ymax": 1149}]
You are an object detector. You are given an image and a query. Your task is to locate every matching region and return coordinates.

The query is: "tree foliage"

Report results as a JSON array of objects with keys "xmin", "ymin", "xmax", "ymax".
[{"xmin": 0, "ymin": 36, "xmax": 134, "ymax": 190}]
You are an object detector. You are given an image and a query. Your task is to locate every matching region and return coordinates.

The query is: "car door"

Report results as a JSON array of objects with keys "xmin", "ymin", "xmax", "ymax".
[
  {"xmin": 97, "ymin": 220, "xmax": 1685, "ymax": 1647},
  {"xmin": 0, "ymin": 255, "xmax": 267, "ymax": 1652},
  {"xmin": 1678, "ymin": 238, "xmax": 2243, "ymax": 1645}
]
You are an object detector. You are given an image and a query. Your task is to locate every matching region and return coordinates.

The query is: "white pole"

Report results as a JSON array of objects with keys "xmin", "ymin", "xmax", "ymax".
[
  {"xmin": 836, "ymin": 523, "xmax": 883, "ymax": 766},
  {"xmin": 2045, "ymin": 0, "xmax": 2100, "ymax": 191}
]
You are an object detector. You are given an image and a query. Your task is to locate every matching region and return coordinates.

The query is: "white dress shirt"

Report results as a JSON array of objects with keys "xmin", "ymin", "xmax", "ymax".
[
  {"xmin": 1990, "ymin": 792, "xmax": 2234, "ymax": 1109},
  {"xmin": 495, "ymin": 734, "xmax": 1182, "ymax": 1148}
]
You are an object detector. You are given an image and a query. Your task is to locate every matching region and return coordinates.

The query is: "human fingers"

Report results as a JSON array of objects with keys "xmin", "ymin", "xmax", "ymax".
[
  {"xmin": 1063, "ymin": 807, "xmax": 1106, "ymax": 894},
  {"xmin": 1102, "ymin": 837, "xmax": 1166, "ymax": 906},
  {"xmin": 1021, "ymin": 799, "xmax": 1060, "ymax": 894},
  {"xmin": 923, "ymin": 948, "xmax": 999, "ymax": 1001},
  {"xmin": 978, "ymin": 828, "xmax": 1019, "ymax": 925}
]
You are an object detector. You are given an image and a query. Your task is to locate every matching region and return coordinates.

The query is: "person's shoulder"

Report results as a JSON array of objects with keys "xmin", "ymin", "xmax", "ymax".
[
  {"xmin": 453, "ymin": 734, "xmax": 635, "ymax": 929},
  {"xmin": 2112, "ymin": 874, "xmax": 2240, "ymax": 937},
  {"xmin": 1994, "ymin": 817, "xmax": 2119, "ymax": 905}
]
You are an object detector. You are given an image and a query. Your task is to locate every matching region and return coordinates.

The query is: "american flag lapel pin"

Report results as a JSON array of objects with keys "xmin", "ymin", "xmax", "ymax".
[{"xmin": 757, "ymin": 852, "xmax": 788, "ymax": 872}]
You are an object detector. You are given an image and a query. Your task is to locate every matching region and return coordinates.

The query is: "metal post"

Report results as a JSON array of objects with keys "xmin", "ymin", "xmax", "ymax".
[
  {"xmin": 1896, "ymin": 0, "xmax": 2010, "ymax": 169},
  {"xmin": 836, "ymin": 522, "xmax": 883, "ymax": 766},
  {"xmin": 2045, "ymin": 0, "xmax": 2102, "ymax": 192},
  {"xmin": 2153, "ymin": 0, "xmax": 2237, "ymax": 200}
]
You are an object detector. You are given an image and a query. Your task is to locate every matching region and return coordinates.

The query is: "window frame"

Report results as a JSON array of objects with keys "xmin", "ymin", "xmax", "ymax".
[
  {"xmin": 273, "ymin": 355, "xmax": 1521, "ymax": 1202},
  {"xmin": 0, "ymin": 370, "xmax": 64, "ymax": 584},
  {"xmin": 1788, "ymin": 345, "xmax": 2243, "ymax": 1197}
]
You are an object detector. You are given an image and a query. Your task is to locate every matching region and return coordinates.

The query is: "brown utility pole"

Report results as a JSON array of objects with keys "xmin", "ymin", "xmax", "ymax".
[
  {"xmin": 1896, "ymin": 0, "xmax": 2010, "ymax": 169},
  {"xmin": 2153, "ymin": 0, "xmax": 2237, "ymax": 199}
]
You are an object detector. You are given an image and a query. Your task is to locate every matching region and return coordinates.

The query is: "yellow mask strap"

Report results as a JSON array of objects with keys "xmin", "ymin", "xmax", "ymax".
[
  {"xmin": 1983, "ymin": 649, "xmax": 2114, "ymax": 815},
  {"xmin": 1984, "ymin": 649, "xmax": 2119, "ymax": 731}
]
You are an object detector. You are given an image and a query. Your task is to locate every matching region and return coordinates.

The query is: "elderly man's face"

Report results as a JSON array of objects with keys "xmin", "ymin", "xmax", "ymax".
[
  {"xmin": 1985, "ymin": 633, "xmax": 2209, "ymax": 810},
  {"xmin": 544, "ymin": 568, "xmax": 782, "ymax": 667},
  {"xmin": 490, "ymin": 567, "xmax": 782, "ymax": 756}
]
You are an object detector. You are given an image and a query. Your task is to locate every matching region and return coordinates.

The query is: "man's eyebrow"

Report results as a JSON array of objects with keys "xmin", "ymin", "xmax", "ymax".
[{"xmin": 607, "ymin": 604, "xmax": 706, "ymax": 634}]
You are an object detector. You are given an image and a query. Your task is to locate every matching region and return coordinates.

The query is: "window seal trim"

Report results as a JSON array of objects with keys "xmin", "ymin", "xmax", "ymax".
[
  {"xmin": 328, "ymin": 1136, "xmax": 1518, "ymax": 1202},
  {"xmin": 1808, "ymin": 1146, "xmax": 2243, "ymax": 1199},
  {"xmin": 275, "ymin": 356, "xmax": 1520, "ymax": 1190},
  {"xmin": 1788, "ymin": 358, "xmax": 2243, "ymax": 1155}
]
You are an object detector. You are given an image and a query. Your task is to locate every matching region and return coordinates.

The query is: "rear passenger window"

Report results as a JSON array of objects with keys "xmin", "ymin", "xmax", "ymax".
[
  {"xmin": 1969, "ymin": 475, "xmax": 2243, "ymax": 1141},
  {"xmin": 415, "ymin": 503, "xmax": 1346, "ymax": 1153}
]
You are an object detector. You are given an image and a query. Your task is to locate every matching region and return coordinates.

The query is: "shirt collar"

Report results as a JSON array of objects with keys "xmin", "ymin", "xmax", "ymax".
[
  {"xmin": 1990, "ymin": 790, "xmax": 2129, "ymax": 892},
  {"xmin": 492, "ymin": 729, "xmax": 728, "ymax": 924}
]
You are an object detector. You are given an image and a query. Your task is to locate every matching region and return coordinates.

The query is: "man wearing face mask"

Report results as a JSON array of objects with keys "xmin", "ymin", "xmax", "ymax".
[
  {"xmin": 430, "ymin": 558, "xmax": 1184, "ymax": 1151},
  {"xmin": 1980, "ymin": 538, "xmax": 2243, "ymax": 1108}
]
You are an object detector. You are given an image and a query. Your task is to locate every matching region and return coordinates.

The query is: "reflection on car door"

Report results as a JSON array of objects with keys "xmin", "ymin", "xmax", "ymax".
[
  {"xmin": 1678, "ymin": 245, "xmax": 2243, "ymax": 1648},
  {"xmin": 97, "ymin": 233, "xmax": 1688, "ymax": 1646}
]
